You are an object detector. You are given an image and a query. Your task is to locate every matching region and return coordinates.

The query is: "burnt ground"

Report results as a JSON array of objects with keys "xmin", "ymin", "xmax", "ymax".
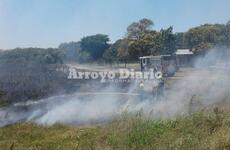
[{"xmin": 0, "ymin": 65, "xmax": 229, "ymax": 127}]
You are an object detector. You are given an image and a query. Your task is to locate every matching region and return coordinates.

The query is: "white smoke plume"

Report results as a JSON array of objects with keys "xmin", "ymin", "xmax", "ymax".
[{"xmin": 0, "ymin": 47, "xmax": 230, "ymax": 126}]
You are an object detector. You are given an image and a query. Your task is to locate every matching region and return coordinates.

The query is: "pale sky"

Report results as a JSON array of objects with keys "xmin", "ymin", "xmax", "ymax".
[{"xmin": 0, "ymin": 0, "xmax": 229, "ymax": 49}]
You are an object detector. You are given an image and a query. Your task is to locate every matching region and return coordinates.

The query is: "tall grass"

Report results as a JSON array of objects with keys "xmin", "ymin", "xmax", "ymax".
[{"xmin": 1, "ymin": 106, "xmax": 230, "ymax": 150}]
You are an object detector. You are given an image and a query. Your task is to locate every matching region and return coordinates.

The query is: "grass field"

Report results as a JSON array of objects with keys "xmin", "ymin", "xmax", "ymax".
[
  {"xmin": 1, "ymin": 67, "xmax": 230, "ymax": 150},
  {"xmin": 1, "ymin": 106, "xmax": 230, "ymax": 150},
  {"xmin": 0, "ymin": 65, "xmax": 229, "ymax": 149}
]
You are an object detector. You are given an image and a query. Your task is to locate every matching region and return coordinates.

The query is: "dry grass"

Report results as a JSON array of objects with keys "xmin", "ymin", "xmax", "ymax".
[{"xmin": 1, "ymin": 106, "xmax": 230, "ymax": 150}]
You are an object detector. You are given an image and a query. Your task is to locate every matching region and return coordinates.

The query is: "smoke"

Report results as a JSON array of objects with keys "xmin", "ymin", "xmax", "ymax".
[
  {"xmin": 34, "ymin": 94, "xmax": 122, "ymax": 125},
  {"xmin": 0, "ymin": 47, "xmax": 230, "ymax": 126}
]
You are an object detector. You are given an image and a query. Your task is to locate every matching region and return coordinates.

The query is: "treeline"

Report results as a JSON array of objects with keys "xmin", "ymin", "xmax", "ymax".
[
  {"xmin": 0, "ymin": 48, "xmax": 64, "ymax": 65},
  {"xmin": 59, "ymin": 18, "xmax": 176, "ymax": 64},
  {"xmin": 176, "ymin": 21, "xmax": 230, "ymax": 54},
  {"xmin": 0, "ymin": 18, "xmax": 230, "ymax": 103},
  {"xmin": 1, "ymin": 18, "xmax": 229, "ymax": 65},
  {"xmin": 60, "ymin": 18, "xmax": 230, "ymax": 64}
]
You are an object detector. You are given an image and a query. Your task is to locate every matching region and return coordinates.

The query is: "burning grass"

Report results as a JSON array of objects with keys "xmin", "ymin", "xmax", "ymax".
[{"xmin": 1, "ymin": 106, "xmax": 230, "ymax": 150}]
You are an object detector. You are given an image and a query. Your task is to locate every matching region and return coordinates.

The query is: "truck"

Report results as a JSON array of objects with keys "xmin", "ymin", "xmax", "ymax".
[{"xmin": 139, "ymin": 55, "xmax": 178, "ymax": 77}]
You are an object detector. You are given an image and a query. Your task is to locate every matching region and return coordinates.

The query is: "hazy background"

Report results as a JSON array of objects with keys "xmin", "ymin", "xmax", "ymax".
[{"xmin": 0, "ymin": 0, "xmax": 230, "ymax": 49}]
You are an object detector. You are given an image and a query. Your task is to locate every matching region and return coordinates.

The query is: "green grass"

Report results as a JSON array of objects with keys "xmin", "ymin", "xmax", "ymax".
[{"xmin": 1, "ymin": 107, "xmax": 230, "ymax": 150}]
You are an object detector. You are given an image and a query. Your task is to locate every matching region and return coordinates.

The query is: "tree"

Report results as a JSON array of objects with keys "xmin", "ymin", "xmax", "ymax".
[
  {"xmin": 128, "ymin": 30, "xmax": 161, "ymax": 59},
  {"xmin": 119, "ymin": 18, "xmax": 178, "ymax": 61},
  {"xmin": 59, "ymin": 41, "xmax": 81, "ymax": 62},
  {"xmin": 184, "ymin": 24, "xmax": 224, "ymax": 54},
  {"xmin": 126, "ymin": 18, "xmax": 154, "ymax": 40},
  {"xmin": 80, "ymin": 34, "xmax": 110, "ymax": 61},
  {"xmin": 125, "ymin": 18, "xmax": 159, "ymax": 59},
  {"xmin": 103, "ymin": 40, "xmax": 121, "ymax": 65},
  {"xmin": 117, "ymin": 39, "xmax": 130, "ymax": 67},
  {"xmin": 220, "ymin": 21, "xmax": 230, "ymax": 47},
  {"xmin": 175, "ymin": 32, "xmax": 185, "ymax": 49},
  {"xmin": 160, "ymin": 27, "xmax": 176, "ymax": 55}
]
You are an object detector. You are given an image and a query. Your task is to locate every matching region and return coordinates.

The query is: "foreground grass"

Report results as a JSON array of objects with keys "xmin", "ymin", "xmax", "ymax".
[{"xmin": 1, "ymin": 107, "xmax": 230, "ymax": 150}]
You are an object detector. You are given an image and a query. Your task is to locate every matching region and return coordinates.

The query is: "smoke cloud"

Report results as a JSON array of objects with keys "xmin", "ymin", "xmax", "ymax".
[{"xmin": 0, "ymin": 47, "xmax": 230, "ymax": 126}]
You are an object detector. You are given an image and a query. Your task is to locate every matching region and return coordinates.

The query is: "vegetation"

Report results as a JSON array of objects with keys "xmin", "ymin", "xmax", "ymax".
[
  {"xmin": 80, "ymin": 34, "xmax": 110, "ymax": 61},
  {"xmin": 58, "ymin": 19, "xmax": 230, "ymax": 65},
  {"xmin": 0, "ymin": 48, "xmax": 68, "ymax": 103},
  {"xmin": 0, "ymin": 19, "xmax": 229, "ymax": 103},
  {"xmin": 0, "ymin": 18, "xmax": 230, "ymax": 150},
  {"xmin": 59, "ymin": 41, "xmax": 81, "ymax": 62},
  {"xmin": 0, "ymin": 48, "xmax": 64, "ymax": 64},
  {"xmin": 1, "ymin": 106, "xmax": 230, "ymax": 150}
]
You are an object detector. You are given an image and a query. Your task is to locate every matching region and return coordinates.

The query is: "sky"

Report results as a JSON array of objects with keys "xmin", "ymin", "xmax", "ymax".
[{"xmin": 0, "ymin": 0, "xmax": 229, "ymax": 49}]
